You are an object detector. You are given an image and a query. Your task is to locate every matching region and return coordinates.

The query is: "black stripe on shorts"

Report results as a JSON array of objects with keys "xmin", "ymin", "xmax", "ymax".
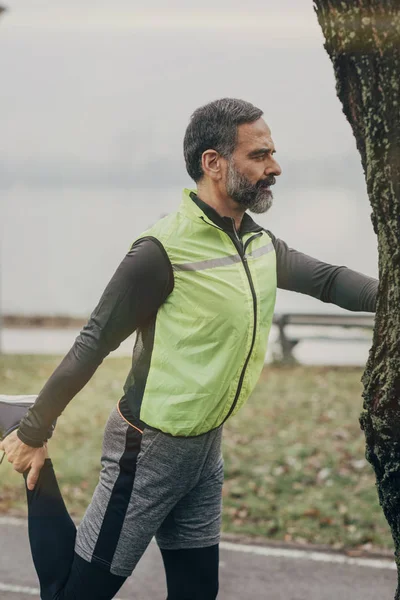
[{"xmin": 92, "ymin": 425, "xmax": 142, "ymax": 568}]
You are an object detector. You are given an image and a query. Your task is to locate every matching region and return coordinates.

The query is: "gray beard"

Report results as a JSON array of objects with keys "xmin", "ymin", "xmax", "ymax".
[{"xmin": 226, "ymin": 161, "xmax": 273, "ymax": 215}]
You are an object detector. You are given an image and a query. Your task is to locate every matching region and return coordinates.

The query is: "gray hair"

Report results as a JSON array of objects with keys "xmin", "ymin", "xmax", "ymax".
[{"xmin": 183, "ymin": 98, "xmax": 264, "ymax": 182}]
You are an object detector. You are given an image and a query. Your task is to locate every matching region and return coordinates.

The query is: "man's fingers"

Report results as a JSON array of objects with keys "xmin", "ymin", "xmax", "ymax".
[
  {"xmin": 26, "ymin": 451, "xmax": 46, "ymax": 490},
  {"xmin": 1, "ymin": 435, "xmax": 47, "ymax": 487},
  {"xmin": 26, "ymin": 465, "xmax": 41, "ymax": 491},
  {"xmin": 13, "ymin": 460, "xmax": 28, "ymax": 473}
]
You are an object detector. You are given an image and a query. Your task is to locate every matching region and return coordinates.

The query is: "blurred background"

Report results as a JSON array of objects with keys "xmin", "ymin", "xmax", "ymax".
[
  {"xmin": 0, "ymin": 0, "xmax": 378, "ymax": 363},
  {"xmin": 1, "ymin": 3, "xmax": 394, "ymax": 577}
]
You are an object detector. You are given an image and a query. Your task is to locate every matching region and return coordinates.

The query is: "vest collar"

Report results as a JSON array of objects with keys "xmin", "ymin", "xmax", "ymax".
[{"xmin": 180, "ymin": 188, "xmax": 263, "ymax": 235}]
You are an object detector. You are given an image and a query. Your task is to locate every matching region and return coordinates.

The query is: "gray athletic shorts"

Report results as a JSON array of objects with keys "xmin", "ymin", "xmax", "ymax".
[{"xmin": 75, "ymin": 403, "xmax": 224, "ymax": 577}]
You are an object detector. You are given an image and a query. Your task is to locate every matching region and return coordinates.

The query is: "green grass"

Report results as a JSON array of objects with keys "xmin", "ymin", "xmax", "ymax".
[{"xmin": 0, "ymin": 355, "xmax": 392, "ymax": 552}]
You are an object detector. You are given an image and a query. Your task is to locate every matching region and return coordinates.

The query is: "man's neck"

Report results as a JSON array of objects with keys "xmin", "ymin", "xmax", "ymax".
[{"xmin": 196, "ymin": 185, "xmax": 245, "ymax": 231}]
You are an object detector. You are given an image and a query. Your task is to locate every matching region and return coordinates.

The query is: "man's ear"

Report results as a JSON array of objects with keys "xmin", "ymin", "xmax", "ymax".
[{"xmin": 201, "ymin": 150, "xmax": 223, "ymax": 181}]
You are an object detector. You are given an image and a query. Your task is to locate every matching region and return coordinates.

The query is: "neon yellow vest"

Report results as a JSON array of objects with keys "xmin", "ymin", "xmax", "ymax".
[{"xmin": 133, "ymin": 189, "xmax": 277, "ymax": 436}]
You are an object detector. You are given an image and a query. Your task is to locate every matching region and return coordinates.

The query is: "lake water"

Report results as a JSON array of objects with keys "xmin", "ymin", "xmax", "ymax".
[
  {"xmin": 0, "ymin": 325, "xmax": 372, "ymax": 366},
  {"xmin": 1, "ymin": 184, "xmax": 378, "ymax": 315}
]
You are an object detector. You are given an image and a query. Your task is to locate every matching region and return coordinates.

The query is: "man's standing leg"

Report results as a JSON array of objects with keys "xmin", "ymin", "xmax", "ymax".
[
  {"xmin": 156, "ymin": 429, "xmax": 224, "ymax": 600},
  {"xmin": 160, "ymin": 546, "xmax": 219, "ymax": 600}
]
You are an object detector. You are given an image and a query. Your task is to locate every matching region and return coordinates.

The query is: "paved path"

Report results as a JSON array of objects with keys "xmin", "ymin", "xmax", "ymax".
[{"xmin": 0, "ymin": 517, "xmax": 397, "ymax": 599}]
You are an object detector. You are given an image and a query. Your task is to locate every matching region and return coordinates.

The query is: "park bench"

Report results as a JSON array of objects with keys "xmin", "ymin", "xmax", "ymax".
[{"xmin": 272, "ymin": 313, "xmax": 375, "ymax": 364}]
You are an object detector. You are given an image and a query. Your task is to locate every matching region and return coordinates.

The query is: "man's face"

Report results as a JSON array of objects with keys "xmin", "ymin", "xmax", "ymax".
[{"xmin": 225, "ymin": 118, "xmax": 282, "ymax": 214}]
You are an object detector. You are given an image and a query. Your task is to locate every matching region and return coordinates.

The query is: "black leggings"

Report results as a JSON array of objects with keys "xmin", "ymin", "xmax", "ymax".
[{"xmin": 25, "ymin": 460, "xmax": 219, "ymax": 600}]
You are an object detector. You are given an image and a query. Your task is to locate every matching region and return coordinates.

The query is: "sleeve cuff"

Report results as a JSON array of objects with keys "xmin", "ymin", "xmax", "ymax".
[{"xmin": 17, "ymin": 429, "xmax": 45, "ymax": 448}]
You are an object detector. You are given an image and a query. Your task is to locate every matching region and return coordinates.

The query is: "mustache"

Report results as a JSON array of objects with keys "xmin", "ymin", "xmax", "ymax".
[{"xmin": 258, "ymin": 175, "xmax": 276, "ymax": 188}]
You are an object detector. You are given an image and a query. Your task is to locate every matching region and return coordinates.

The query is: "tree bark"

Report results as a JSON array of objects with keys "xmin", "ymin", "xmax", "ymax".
[{"xmin": 313, "ymin": 0, "xmax": 400, "ymax": 595}]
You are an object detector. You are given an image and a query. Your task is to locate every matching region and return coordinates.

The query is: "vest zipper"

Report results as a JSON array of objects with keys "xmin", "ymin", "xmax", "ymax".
[{"xmin": 222, "ymin": 223, "xmax": 263, "ymax": 424}]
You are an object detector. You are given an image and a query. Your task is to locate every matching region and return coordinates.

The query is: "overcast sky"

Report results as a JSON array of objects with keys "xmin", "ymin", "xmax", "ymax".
[
  {"xmin": 1, "ymin": 2, "xmax": 378, "ymax": 317},
  {"xmin": 0, "ymin": 0, "xmax": 364, "ymax": 188}
]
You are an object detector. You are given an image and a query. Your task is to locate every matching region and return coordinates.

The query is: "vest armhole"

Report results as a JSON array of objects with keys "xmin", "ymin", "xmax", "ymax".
[{"xmin": 137, "ymin": 236, "xmax": 175, "ymax": 299}]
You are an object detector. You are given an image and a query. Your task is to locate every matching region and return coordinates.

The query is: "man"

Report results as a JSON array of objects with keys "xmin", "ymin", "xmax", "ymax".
[{"xmin": 0, "ymin": 98, "xmax": 377, "ymax": 600}]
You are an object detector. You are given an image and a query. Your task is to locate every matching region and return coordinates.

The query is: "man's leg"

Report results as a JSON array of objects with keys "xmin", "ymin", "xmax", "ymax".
[
  {"xmin": 160, "ymin": 545, "xmax": 219, "ymax": 600},
  {"xmin": 1, "ymin": 396, "xmax": 126, "ymax": 599},
  {"xmin": 73, "ymin": 406, "xmax": 173, "ymax": 578},
  {"xmin": 75, "ymin": 408, "xmax": 224, "ymax": 583},
  {"xmin": 25, "ymin": 459, "xmax": 126, "ymax": 600},
  {"xmin": 30, "ymin": 403, "xmax": 223, "ymax": 598},
  {"xmin": 156, "ymin": 429, "xmax": 224, "ymax": 600}
]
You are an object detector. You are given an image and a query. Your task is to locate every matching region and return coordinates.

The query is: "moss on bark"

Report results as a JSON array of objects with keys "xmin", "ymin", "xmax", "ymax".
[{"xmin": 314, "ymin": 0, "xmax": 400, "ymax": 595}]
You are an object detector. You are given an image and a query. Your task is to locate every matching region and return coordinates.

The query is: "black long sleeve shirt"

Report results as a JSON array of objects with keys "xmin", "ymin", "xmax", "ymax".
[{"xmin": 17, "ymin": 205, "xmax": 378, "ymax": 447}]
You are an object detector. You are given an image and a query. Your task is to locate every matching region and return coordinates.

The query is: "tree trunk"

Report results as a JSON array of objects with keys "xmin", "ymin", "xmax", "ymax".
[{"xmin": 313, "ymin": 0, "xmax": 400, "ymax": 595}]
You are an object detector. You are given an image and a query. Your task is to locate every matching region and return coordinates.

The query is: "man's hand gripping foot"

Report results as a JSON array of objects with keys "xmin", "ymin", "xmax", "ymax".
[
  {"xmin": 0, "ymin": 430, "xmax": 49, "ymax": 490},
  {"xmin": 0, "ymin": 395, "xmax": 50, "ymax": 490}
]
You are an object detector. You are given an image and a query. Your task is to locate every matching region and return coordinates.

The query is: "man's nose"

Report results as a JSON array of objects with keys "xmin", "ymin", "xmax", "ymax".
[{"xmin": 266, "ymin": 158, "xmax": 282, "ymax": 177}]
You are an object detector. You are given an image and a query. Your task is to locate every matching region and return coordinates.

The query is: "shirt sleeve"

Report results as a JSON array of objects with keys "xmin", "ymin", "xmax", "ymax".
[
  {"xmin": 17, "ymin": 236, "xmax": 174, "ymax": 447},
  {"xmin": 267, "ymin": 231, "xmax": 378, "ymax": 313}
]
